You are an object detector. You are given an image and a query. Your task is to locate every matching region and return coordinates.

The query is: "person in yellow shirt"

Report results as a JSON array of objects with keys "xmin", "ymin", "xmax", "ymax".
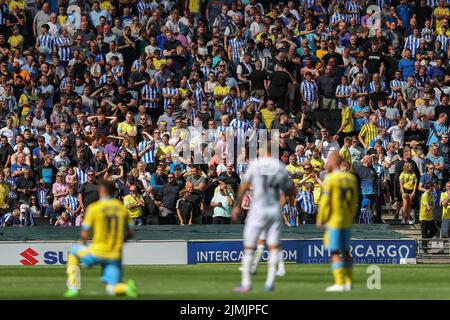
[
  {"xmin": 434, "ymin": 0, "xmax": 449, "ymax": 31},
  {"xmin": 156, "ymin": 133, "xmax": 174, "ymax": 159},
  {"xmin": 0, "ymin": 172, "xmax": 9, "ymax": 209},
  {"xmin": 286, "ymin": 154, "xmax": 303, "ymax": 186},
  {"xmin": 8, "ymin": 0, "xmax": 25, "ymax": 11},
  {"xmin": 117, "ymin": 112, "xmax": 137, "ymax": 146},
  {"xmin": 152, "ymin": 49, "xmax": 167, "ymax": 70},
  {"xmin": 317, "ymin": 152, "xmax": 358, "ymax": 292},
  {"xmin": 100, "ymin": 0, "xmax": 113, "ymax": 11},
  {"xmin": 64, "ymin": 180, "xmax": 137, "ymax": 298},
  {"xmin": 339, "ymin": 137, "xmax": 353, "ymax": 170},
  {"xmin": 57, "ymin": 6, "xmax": 68, "ymax": 26},
  {"xmin": 399, "ymin": 163, "xmax": 418, "ymax": 224},
  {"xmin": 213, "ymin": 75, "xmax": 230, "ymax": 109},
  {"xmin": 123, "ymin": 185, "xmax": 145, "ymax": 225},
  {"xmin": 440, "ymin": 182, "xmax": 450, "ymax": 238},
  {"xmin": 420, "ymin": 183, "xmax": 437, "ymax": 249},
  {"xmin": 260, "ymin": 100, "xmax": 277, "ymax": 131},
  {"xmin": 316, "ymin": 40, "xmax": 328, "ymax": 69},
  {"xmin": 358, "ymin": 114, "xmax": 378, "ymax": 150},
  {"xmin": 298, "ymin": 162, "xmax": 323, "ymax": 204},
  {"xmin": 310, "ymin": 148, "xmax": 325, "ymax": 173},
  {"xmin": 7, "ymin": 26, "xmax": 24, "ymax": 54},
  {"xmin": 337, "ymin": 105, "xmax": 354, "ymax": 141}
]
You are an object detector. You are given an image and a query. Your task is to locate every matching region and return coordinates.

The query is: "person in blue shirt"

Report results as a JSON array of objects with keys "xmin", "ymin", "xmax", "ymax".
[
  {"xmin": 352, "ymin": 97, "xmax": 370, "ymax": 132},
  {"xmin": 397, "ymin": 0, "xmax": 413, "ymax": 28},
  {"xmin": 426, "ymin": 58, "xmax": 446, "ymax": 80},
  {"xmin": 398, "ymin": 48, "xmax": 415, "ymax": 80},
  {"xmin": 427, "ymin": 113, "xmax": 449, "ymax": 146},
  {"xmin": 425, "ymin": 144, "xmax": 445, "ymax": 182}
]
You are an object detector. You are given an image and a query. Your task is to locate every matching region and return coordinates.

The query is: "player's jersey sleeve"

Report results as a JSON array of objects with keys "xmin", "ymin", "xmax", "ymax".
[{"xmin": 82, "ymin": 203, "xmax": 96, "ymax": 231}]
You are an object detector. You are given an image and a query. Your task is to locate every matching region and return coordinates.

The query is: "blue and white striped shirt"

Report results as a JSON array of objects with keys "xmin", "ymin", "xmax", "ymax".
[
  {"xmin": 283, "ymin": 203, "xmax": 300, "ymax": 226},
  {"xmin": 436, "ymin": 34, "xmax": 450, "ymax": 52},
  {"xmin": 404, "ymin": 35, "xmax": 422, "ymax": 56},
  {"xmin": 137, "ymin": 0, "xmax": 152, "ymax": 20},
  {"xmin": 112, "ymin": 65, "xmax": 125, "ymax": 85},
  {"xmin": 302, "ymin": 0, "xmax": 316, "ymax": 9},
  {"xmin": 336, "ymin": 84, "xmax": 351, "ymax": 98},
  {"xmin": 55, "ymin": 35, "xmax": 72, "ymax": 62},
  {"xmin": 60, "ymin": 77, "xmax": 75, "ymax": 90},
  {"xmin": 347, "ymin": 97, "xmax": 359, "ymax": 108},
  {"xmin": 64, "ymin": 194, "xmax": 80, "ymax": 213},
  {"xmin": 330, "ymin": 12, "xmax": 347, "ymax": 25},
  {"xmin": 389, "ymin": 79, "xmax": 406, "ymax": 98},
  {"xmin": 192, "ymin": 86, "xmax": 205, "ymax": 108},
  {"xmin": 377, "ymin": 116, "xmax": 392, "ymax": 130},
  {"xmin": 132, "ymin": 58, "xmax": 143, "ymax": 70},
  {"xmin": 76, "ymin": 167, "xmax": 90, "ymax": 191},
  {"xmin": 345, "ymin": 0, "xmax": 361, "ymax": 23},
  {"xmin": 138, "ymin": 140, "xmax": 155, "ymax": 164},
  {"xmin": 7, "ymin": 176, "xmax": 17, "ymax": 199},
  {"xmin": 236, "ymin": 162, "xmax": 248, "ymax": 177},
  {"xmin": 228, "ymin": 38, "xmax": 245, "ymax": 63},
  {"xmin": 296, "ymin": 190, "xmax": 316, "ymax": 215},
  {"xmin": 4, "ymin": 96, "xmax": 17, "ymax": 113},
  {"xmin": 0, "ymin": 4, "xmax": 8, "ymax": 26},
  {"xmin": 368, "ymin": 81, "xmax": 388, "ymax": 93},
  {"xmin": 36, "ymin": 33, "xmax": 55, "ymax": 50},
  {"xmin": 162, "ymin": 86, "xmax": 178, "ymax": 109},
  {"xmin": 300, "ymin": 80, "xmax": 317, "ymax": 102},
  {"xmin": 99, "ymin": 73, "xmax": 108, "ymax": 86},
  {"xmin": 200, "ymin": 66, "xmax": 212, "ymax": 79},
  {"xmin": 141, "ymin": 85, "xmax": 160, "ymax": 108},
  {"xmin": 37, "ymin": 187, "xmax": 48, "ymax": 207}
]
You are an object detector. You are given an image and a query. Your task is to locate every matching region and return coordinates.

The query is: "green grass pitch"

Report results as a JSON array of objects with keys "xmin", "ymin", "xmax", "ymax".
[{"xmin": 2, "ymin": 264, "xmax": 450, "ymax": 299}]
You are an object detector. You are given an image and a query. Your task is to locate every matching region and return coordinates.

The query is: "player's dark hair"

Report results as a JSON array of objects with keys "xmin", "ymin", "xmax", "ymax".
[{"xmin": 99, "ymin": 179, "xmax": 116, "ymax": 197}]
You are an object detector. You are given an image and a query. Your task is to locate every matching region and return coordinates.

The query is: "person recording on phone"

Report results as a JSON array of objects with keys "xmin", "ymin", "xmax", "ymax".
[{"xmin": 210, "ymin": 177, "xmax": 234, "ymax": 224}]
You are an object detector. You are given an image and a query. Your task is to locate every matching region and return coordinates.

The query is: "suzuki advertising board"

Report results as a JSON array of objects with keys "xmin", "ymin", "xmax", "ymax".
[{"xmin": 0, "ymin": 241, "xmax": 187, "ymax": 265}]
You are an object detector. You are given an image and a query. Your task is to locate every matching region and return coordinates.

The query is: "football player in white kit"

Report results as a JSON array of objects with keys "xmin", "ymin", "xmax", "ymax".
[{"xmin": 231, "ymin": 153, "xmax": 292, "ymax": 292}]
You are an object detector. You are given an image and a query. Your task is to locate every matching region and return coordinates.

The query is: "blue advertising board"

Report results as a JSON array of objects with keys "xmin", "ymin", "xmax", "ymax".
[{"xmin": 187, "ymin": 239, "xmax": 416, "ymax": 264}]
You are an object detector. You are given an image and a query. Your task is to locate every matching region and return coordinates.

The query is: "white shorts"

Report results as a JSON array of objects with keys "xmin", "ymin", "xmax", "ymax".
[{"xmin": 243, "ymin": 206, "xmax": 281, "ymax": 248}]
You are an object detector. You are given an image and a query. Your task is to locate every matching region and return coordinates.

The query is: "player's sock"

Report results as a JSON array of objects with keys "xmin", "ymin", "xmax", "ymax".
[
  {"xmin": 241, "ymin": 249, "xmax": 254, "ymax": 289},
  {"xmin": 265, "ymin": 248, "xmax": 280, "ymax": 289},
  {"xmin": 66, "ymin": 255, "xmax": 80, "ymax": 291},
  {"xmin": 331, "ymin": 261, "xmax": 345, "ymax": 285},
  {"xmin": 106, "ymin": 283, "xmax": 128, "ymax": 296},
  {"xmin": 344, "ymin": 260, "xmax": 353, "ymax": 284},
  {"xmin": 250, "ymin": 244, "xmax": 265, "ymax": 274},
  {"xmin": 277, "ymin": 250, "xmax": 286, "ymax": 276}
]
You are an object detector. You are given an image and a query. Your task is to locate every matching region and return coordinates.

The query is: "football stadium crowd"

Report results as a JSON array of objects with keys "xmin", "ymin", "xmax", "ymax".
[{"xmin": 0, "ymin": 0, "xmax": 449, "ymax": 237}]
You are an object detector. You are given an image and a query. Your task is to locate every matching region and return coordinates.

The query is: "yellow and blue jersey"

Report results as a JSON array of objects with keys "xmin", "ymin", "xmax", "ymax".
[
  {"xmin": 317, "ymin": 170, "xmax": 359, "ymax": 229},
  {"xmin": 82, "ymin": 198, "xmax": 133, "ymax": 260}
]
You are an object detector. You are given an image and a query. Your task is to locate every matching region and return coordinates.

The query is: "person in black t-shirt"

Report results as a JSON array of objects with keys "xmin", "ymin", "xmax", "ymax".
[
  {"xmin": 364, "ymin": 41, "xmax": 384, "ymax": 77},
  {"xmin": 185, "ymin": 181, "xmax": 204, "ymax": 224},
  {"xmin": 267, "ymin": 63, "xmax": 292, "ymax": 109},
  {"xmin": 176, "ymin": 190, "xmax": 193, "ymax": 225},
  {"xmin": 0, "ymin": 136, "xmax": 14, "ymax": 168},
  {"xmin": 248, "ymin": 60, "xmax": 267, "ymax": 99}
]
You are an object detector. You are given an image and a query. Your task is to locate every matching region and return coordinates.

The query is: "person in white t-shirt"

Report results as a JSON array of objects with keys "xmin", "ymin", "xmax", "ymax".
[{"xmin": 387, "ymin": 118, "xmax": 407, "ymax": 148}]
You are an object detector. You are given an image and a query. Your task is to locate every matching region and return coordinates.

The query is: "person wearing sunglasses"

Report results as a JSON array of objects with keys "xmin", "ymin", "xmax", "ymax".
[{"xmin": 123, "ymin": 184, "xmax": 145, "ymax": 226}]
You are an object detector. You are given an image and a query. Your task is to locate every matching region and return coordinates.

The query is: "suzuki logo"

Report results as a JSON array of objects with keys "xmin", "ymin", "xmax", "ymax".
[{"xmin": 20, "ymin": 248, "xmax": 39, "ymax": 265}]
